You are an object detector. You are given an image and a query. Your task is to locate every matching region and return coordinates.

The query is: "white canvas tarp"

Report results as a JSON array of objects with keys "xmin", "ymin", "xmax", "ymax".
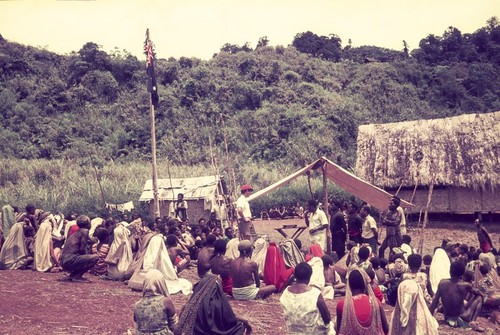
[{"xmin": 247, "ymin": 157, "xmax": 413, "ymax": 211}]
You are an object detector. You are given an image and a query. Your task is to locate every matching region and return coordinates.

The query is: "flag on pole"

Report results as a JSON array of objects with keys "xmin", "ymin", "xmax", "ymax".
[{"xmin": 144, "ymin": 29, "xmax": 159, "ymax": 108}]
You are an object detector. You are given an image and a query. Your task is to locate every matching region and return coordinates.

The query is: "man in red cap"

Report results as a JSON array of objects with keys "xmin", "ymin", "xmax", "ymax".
[{"xmin": 236, "ymin": 184, "xmax": 255, "ymax": 242}]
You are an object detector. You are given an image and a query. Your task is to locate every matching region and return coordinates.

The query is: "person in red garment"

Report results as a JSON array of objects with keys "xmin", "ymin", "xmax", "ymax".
[
  {"xmin": 336, "ymin": 269, "xmax": 389, "ymax": 335},
  {"xmin": 263, "ymin": 242, "xmax": 294, "ymax": 292}
]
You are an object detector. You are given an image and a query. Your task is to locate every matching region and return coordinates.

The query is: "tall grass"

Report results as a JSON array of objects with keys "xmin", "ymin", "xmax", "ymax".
[{"xmin": 0, "ymin": 158, "xmax": 351, "ymax": 218}]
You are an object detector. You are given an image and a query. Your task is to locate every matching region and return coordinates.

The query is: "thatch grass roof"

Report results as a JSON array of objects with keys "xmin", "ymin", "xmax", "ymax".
[{"xmin": 355, "ymin": 111, "xmax": 500, "ymax": 191}]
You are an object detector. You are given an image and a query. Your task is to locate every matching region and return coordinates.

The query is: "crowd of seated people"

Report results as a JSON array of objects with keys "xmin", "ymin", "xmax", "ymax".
[{"xmin": 1, "ymin": 200, "xmax": 499, "ymax": 334}]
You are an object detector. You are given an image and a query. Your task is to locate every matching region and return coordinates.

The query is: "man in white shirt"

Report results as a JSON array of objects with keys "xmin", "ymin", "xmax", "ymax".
[
  {"xmin": 305, "ymin": 199, "xmax": 329, "ymax": 252},
  {"xmin": 236, "ymin": 184, "xmax": 255, "ymax": 241},
  {"xmin": 393, "ymin": 196, "xmax": 407, "ymax": 234},
  {"xmin": 360, "ymin": 204, "xmax": 379, "ymax": 255}
]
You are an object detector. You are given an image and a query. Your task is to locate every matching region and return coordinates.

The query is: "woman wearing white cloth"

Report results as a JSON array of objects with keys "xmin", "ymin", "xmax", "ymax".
[
  {"xmin": 429, "ymin": 248, "xmax": 450, "ymax": 295},
  {"xmin": 389, "ymin": 279, "xmax": 438, "ymax": 335},
  {"xmin": 33, "ymin": 213, "xmax": 56, "ymax": 272},
  {"xmin": 251, "ymin": 237, "xmax": 268, "ymax": 277},
  {"xmin": 106, "ymin": 222, "xmax": 134, "ymax": 280},
  {"xmin": 141, "ymin": 234, "xmax": 192, "ymax": 295}
]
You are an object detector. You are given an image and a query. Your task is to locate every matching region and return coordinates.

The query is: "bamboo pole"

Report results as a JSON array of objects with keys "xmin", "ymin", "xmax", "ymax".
[
  {"xmin": 417, "ymin": 183, "xmax": 434, "ymax": 254},
  {"xmin": 149, "ymin": 96, "xmax": 160, "ymax": 218}
]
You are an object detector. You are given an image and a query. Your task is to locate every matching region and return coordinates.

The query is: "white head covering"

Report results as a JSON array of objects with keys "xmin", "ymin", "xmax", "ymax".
[
  {"xmin": 142, "ymin": 269, "xmax": 169, "ymax": 297},
  {"xmin": 429, "ymin": 248, "xmax": 450, "ymax": 293},
  {"xmin": 105, "ymin": 224, "xmax": 133, "ymax": 280},
  {"xmin": 389, "ymin": 279, "xmax": 439, "ymax": 334},
  {"xmin": 225, "ymin": 238, "xmax": 240, "ymax": 259},
  {"xmin": 251, "ymin": 237, "xmax": 268, "ymax": 275}
]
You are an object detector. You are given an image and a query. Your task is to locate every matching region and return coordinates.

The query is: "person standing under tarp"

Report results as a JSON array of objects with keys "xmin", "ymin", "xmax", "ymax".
[
  {"xmin": 330, "ymin": 200, "xmax": 347, "ymax": 259},
  {"xmin": 236, "ymin": 184, "xmax": 255, "ymax": 242},
  {"xmin": 305, "ymin": 199, "xmax": 329, "ymax": 252}
]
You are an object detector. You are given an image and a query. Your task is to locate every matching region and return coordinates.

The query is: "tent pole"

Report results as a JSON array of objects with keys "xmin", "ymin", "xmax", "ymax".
[{"xmin": 322, "ymin": 161, "xmax": 332, "ymax": 255}]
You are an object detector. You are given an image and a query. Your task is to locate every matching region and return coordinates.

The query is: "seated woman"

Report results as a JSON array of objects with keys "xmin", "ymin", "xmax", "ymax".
[
  {"xmin": 280, "ymin": 262, "xmax": 334, "ymax": 334},
  {"xmin": 90, "ymin": 227, "xmax": 110, "ymax": 276},
  {"xmin": 280, "ymin": 238, "xmax": 305, "ymax": 269},
  {"xmin": 263, "ymin": 242, "xmax": 294, "ymax": 292},
  {"xmin": 106, "ymin": 222, "xmax": 134, "ymax": 280},
  {"xmin": 176, "ymin": 274, "xmax": 251, "ymax": 335},
  {"xmin": 251, "ymin": 237, "xmax": 268, "ymax": 278},
  {"xmin": 336, "ymin": 269, "xmax": 389, "ymax": 335},
  {"xmin": 134, "ymin": 269, "xmax": 178, "ymax": 335},
  {"xmin": 305, "ymin": 243, "xmax": 324, "ymax": 262},
  {"xmin": 0, "ymin": 222, "xmax": 32, "ymax": 270},
  {"xmin": 34, "ymin": 213, "xmax": 60, "ymax": 272},
  {"xmin": 390, "ymin": 278, "xmax": 438, "ymax": 335}
]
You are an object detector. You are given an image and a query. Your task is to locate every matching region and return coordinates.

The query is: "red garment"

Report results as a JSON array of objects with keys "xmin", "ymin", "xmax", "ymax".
[
  {"xmin": 222, "ymin": 276, "xmax": 233, "ymax": 296},
  {"xmin": 372, "ymin": 284, "xmax": 384, "ymax": 303},
  {"xmin": 305, "ymin": 243, "xmax": 324, "ymax": 262},
  {"xmin": 480, "ymin": 240, "xmax": 492, "ymax": 253},
  {"xmin": 68, "ymin": 225, "xmax": 79, "ymax": 237},
  {"xmin": 263, "ymin": 242, "xmax": 294, "ymax": 291},
  {"xmin": 336, "ymin": 294, "xmax": 381, "ymax": 327}
]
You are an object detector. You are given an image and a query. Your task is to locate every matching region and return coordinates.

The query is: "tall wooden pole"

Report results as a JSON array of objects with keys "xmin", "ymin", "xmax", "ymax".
[
  {"xmin": 150, "ymin": 95, "xmax": 160, "ymax": 218},
  {"xmin": 322, "ymin": 161, "xmax": 332, "ymax": 255}
]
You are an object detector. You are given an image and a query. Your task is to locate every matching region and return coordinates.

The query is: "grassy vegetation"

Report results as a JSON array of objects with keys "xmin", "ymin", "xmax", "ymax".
[{"xmin": 0, "ymin": 158, "xmax": 351, "ymax": 218}]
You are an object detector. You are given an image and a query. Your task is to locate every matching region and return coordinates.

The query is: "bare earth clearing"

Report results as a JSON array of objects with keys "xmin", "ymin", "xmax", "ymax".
[{"xmin": 0, "ymin": 218, "xmax": 498, "ymax": 335}]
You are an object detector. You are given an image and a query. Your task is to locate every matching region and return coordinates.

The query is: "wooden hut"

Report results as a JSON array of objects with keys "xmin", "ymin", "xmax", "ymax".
[
  {"xmin": 355, "ymin": 111, "xmax": 500, "ymax": 215},
  {"xmin": 139, "ymin": 175, "xmax": 226, "ymax": 221}
]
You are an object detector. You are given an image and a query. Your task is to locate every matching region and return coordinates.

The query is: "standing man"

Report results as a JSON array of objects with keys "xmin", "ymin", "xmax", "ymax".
[
  {"xmin": 305, "ymin": 199, "xmax": 329, "ymax": 252},
  {"xmin": 174, "ymin": 193, "xmax": 188, "ymax": 222},
  {"xmin": 474, "ymin": 218, "xmax": 494, "ymax": 253},
  {"xmin": 378, "ymin": 198, "xmax": 402, "ymax": 259},
  {"xmin": 393, "ymin": 196, "xmax": 407, "ymax": 234},
  {"xmin": 236, "ymin": 184, "xmax": 255, "ymax": 241},
  {"xmin": 347, "ymin": 202, "xmax": 363, "ymax": 245},
  {"xmin": 360, "ymin": 204, "xmax": 379, "ymax": 255},
  {"xmin": 330, "ymin": 200, "xmax": 347, "ymax": 259}
]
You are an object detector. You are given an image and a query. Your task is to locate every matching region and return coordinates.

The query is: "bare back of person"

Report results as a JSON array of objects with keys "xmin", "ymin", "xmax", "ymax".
[
  {"xmin": 211, "ymin": 254, "xmax": 232, "ymax": 278},
  {"xmin": 231, "ymin": 257, "xmax": 258, "ymax": 288},
  {"xmin": 197, "ymin": 246, "xmax": 215, "ymax": 277},
  {"xmin": 438, "ymin": 279, "xmax": 471, "ymax": 317},
  {"xmin": 62, "ymin": 229, "xmax": 89, "ymax": 256}
]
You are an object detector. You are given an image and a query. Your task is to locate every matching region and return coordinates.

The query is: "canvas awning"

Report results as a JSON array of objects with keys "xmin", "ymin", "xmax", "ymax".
[
  {"xmin": 247, "ymin": 157, "xmax": 413, "ymax": 211},
  {"xmin": 139, "ymin": 175, "xmax": 220, "ymax": 202}
]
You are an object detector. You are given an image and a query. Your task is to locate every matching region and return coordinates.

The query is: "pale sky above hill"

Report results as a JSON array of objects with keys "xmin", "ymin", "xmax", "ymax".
[{"xmin": 0, "ymin": 0, "xmax": 498, "ymax": 60}]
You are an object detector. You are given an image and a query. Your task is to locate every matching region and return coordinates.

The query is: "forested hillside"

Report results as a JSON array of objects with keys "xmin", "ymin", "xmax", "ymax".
[{"xmin": 1, "ymin": 17, "xmax": 499, "ymax": 173}]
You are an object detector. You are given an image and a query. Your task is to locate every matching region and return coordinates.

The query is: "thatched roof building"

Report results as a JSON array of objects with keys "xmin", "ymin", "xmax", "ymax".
[{"xmin": 356, "ymin": 111, "xmax": 500, "ymax": 214}]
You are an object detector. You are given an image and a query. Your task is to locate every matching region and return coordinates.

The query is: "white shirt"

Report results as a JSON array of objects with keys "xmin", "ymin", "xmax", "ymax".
[
  {"xmin": 236, "ymin": 195, "xmax": 252, "ymax": 219},
  {"xmin": 361, "ymin": 214, "xmax": 377, "ymax": 239},
  {"xmin": 308, "ymin": 209, "xmax": 328, "ymax": 251},
  {"xmin": 397, "ymin": 206, "xmax": 406, "ymax": 234}
]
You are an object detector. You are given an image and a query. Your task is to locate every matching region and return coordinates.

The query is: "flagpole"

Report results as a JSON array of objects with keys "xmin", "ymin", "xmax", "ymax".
[
  {"xmin": 145, "ymin": 28, "xmax": 160, "ymax": 219},
  {"xmin": 150, "ymin": 95, "xmax": 160, "ymax": 218}
]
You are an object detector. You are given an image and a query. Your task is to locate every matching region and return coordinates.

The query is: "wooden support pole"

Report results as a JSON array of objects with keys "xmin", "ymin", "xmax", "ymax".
[
  {"xmin": 322, "ymin": 161, "xmax": 332, "ymax": 255},
  {"xmin": 418, "ymin": 183, "xmax": 434, "ymax": 254}
]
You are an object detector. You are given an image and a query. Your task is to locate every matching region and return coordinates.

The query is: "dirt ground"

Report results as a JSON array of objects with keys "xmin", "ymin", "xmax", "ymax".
[{"xmin": 0, "ymin": 218, "xmax": 498, "ymax": 335}]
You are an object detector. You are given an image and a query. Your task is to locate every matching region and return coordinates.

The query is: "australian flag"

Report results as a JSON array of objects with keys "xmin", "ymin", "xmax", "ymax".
[{"xmin": 144, "ymin": 29, "xmax": 159, "ymax": 108}]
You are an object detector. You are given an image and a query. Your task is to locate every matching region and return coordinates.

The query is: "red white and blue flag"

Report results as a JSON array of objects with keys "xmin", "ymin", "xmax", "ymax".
[{"xmin": 144, "ymin": 29, "xmax": 159, "ymax": 108}]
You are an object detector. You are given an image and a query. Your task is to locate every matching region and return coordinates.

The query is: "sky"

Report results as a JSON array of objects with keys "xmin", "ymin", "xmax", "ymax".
[{"xmin": 0, "ymin": 0, "xmax": 498, "ymax": 60}]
